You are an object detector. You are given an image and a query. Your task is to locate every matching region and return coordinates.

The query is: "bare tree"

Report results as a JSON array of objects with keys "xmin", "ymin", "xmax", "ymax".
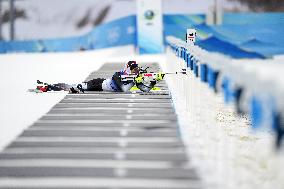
[{"xmin": 229, "ymin": 0, "xmax": 284, "ymax": 11}]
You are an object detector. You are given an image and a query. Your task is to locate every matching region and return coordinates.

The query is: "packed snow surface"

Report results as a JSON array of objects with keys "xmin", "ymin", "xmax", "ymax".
[{"xmin": 0, "ymin": 46, "xmax": 283, "ymax": 189}]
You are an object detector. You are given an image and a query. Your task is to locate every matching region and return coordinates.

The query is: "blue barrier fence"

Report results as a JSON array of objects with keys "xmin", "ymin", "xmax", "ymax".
[
  {"xmin": 0, "ymin": 15, "xmax": 137, "ymax": 53},
  {"xmin": 164, "ymin": 13, "xmax": 284, "ymax": 58},
  {"xmin": 0, "ymin": 13, "xmax": 284, "ymax": 58}
]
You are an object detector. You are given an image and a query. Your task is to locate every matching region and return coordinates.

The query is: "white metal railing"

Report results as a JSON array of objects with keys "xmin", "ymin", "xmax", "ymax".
[
  {"xmin": 165, "ymin": 36, "xmax": 284, "ymax": 189},
  {"xmin": 166, "ymin": 36, "xmax": 284, "ymax": 136}
]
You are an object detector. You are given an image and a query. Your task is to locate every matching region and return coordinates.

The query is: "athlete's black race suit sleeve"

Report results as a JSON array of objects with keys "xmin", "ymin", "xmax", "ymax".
[{"xmin": 112, "ymin": 72, "xmax": 156, "ymax": 92}]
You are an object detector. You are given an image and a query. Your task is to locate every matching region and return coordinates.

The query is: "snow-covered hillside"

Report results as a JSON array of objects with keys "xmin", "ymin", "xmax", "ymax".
[{"xmin": 0, "ymin": 0, "xmax": 246, "ymax": 40}]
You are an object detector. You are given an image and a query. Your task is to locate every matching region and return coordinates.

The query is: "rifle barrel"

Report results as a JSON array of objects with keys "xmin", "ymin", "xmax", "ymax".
[{"xmin": 164, "ymin": 71, "xmax": 187, "ymax": 75}]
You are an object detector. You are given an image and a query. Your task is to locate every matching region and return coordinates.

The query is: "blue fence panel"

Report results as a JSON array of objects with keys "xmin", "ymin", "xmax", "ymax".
[
  {"xmin": 220, "ymin": 13, "xmax": 284, "ymax": 56},
  {"xmin": 196, "ymin": 36, "xmax": 266, "ymax": 59},
  {"xmin": 42, "ymin": 37, "xmax": 82, "ymax": 52},
  {"xmin": 200, "ymin": 64, "xmax": 208, "ymax": 82},
  {"xmin": 163, "ymin": 14, "xmax": 206, "ymax": 41},
  {"xmin": 0, "ymin": 40, "xmax": 43, "ymax": 53},
  {"xmin": 164, "ymin": 13, "xmax": 284, "ymax": 58},
  {"xmin": 1, "ymin": 13, "xmax": 284, "ymax": 58},
  {"xmin": 90, "ymin": 15, "xmax": 136, "ymax": 50},
  {"xmin": 0, "ymin": 15, "xmax": 136, "ymax": 53}
]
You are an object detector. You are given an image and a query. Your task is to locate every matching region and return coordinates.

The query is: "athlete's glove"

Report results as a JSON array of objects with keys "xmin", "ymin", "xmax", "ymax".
[
  {"xmin": 135, "ymin": 75, "xmax": 144, "ymax": 84},
  {"xmin": 156, "ymin": 73, "xmax": 165, "ymax": 81}
]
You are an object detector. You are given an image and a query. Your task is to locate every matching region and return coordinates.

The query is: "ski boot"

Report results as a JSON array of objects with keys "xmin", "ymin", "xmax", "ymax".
[{"xmin": 69, "ymin": 83, "xmax": 87, "ymax": 94}]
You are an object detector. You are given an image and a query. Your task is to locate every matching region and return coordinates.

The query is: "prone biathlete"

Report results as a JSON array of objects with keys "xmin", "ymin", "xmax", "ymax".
[{"xmin": 69, "ymin": 61, "xmax": 165, "ymax": 93}]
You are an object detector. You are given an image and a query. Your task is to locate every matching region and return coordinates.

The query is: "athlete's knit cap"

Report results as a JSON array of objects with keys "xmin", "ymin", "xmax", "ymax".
[{"xmin": 127, "ymin": 61, "xmax": 138, "ymax": 70}]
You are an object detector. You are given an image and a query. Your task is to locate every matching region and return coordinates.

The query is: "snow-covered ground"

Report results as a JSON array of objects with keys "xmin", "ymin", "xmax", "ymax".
[
  {"xmin": 0, "ymin": 45, "xmax": 137, "ymax": 150},
  {"xmin": 1, "ymin": 45, "xmax": 283, "ymax": 189},
  {"xmin": 0, "ymin": 45, "xmax": 169, "ymax": 151}
]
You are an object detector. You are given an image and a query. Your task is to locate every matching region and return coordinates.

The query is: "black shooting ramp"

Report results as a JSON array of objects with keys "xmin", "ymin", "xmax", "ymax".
[{"xmin": 0, "ymin": 63, "xmax": 202, "ymax": 189}]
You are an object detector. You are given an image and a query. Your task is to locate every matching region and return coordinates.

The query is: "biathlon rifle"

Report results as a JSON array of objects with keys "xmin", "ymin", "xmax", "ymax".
[{"xmin": 121, "ymin": 67, "xmax": 187, "ymax": 82}]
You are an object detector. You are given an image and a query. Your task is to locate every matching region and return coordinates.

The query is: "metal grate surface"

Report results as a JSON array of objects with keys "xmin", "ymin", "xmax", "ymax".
[{"xmin": 0, "ymin": 63, "xmax": 202, "ymax": 189}]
